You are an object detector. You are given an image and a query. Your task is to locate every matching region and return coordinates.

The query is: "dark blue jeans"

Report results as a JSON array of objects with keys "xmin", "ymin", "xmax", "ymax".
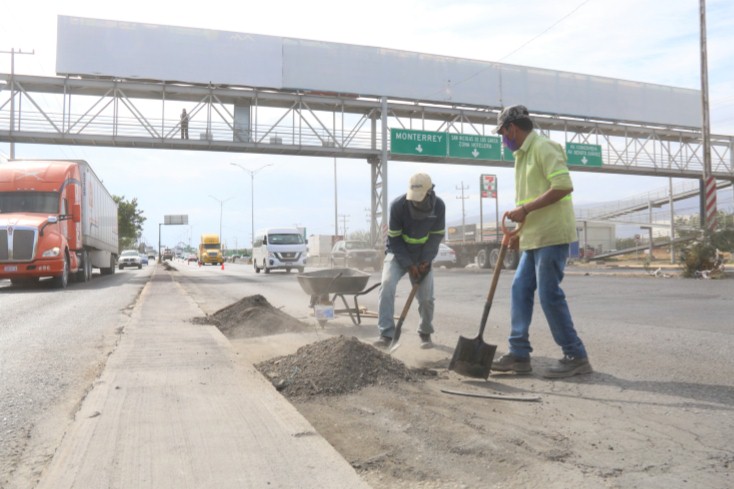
[{"xmin": 509, "ymin": 244, "xmax": 587, "ymax": 359}]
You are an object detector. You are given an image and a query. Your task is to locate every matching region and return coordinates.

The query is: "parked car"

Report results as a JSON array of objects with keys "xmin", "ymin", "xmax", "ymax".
[
  {"xmin": 330, "ymin": 240, "xmax": 381, "ymax": 271},
  {"xmin": 139, "ymin": 253, "xmax": 149, "ymax": 265},
  {"xmin": 433, "ymin": 243, "xmax": 457, "ymax": 268},
  {"xmin": 119, "ymin": 249, "xmax": 143, "ymax": 269}
]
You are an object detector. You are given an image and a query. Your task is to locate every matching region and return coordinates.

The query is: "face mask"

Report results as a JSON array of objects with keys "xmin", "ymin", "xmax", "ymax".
[{"xmin": 503, "ymin": 134, "xmax": 520, "ymax": 152}]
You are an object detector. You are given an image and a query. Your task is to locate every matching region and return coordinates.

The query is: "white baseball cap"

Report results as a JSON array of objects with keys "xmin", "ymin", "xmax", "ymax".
[{"xmin": 407, "ymin": 173, "xmax": 433, "ymax": 201}]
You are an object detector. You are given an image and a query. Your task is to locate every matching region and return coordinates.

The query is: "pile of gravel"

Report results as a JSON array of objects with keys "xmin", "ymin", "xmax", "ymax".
[
  {"xmin": 194, "ymin": 294, "xmax": 312, "ymax": 339},
  {"xmin": 256, "ymin": 336, "xmax": 433, "ymax": 398}
]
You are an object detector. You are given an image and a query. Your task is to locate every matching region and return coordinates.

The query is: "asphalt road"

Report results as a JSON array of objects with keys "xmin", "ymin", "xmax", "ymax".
[
  {"xmin": 1, "ymin": 260, "xmax": 732, "ymax": 487},
  {"xmin": 0, "ymin": 265, "xmax": 155, "ymax": 487}
]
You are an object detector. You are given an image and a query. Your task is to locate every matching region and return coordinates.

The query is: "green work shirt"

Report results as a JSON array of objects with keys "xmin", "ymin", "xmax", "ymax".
[{"xmin": 513, "ymin": 131, "xmax": 577, "ymax": 250}]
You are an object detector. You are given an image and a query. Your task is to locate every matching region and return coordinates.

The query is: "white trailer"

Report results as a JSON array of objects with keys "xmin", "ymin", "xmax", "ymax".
[{"xmin": 307, "ymin": 234, "xmax": 338, "ymax": 257}]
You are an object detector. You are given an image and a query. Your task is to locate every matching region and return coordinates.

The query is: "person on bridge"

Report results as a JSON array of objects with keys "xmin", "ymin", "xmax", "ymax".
[
  {"xmin": 492, "ymin": 105, "xmax": 592, "ymax": 378},
  {"xmin": 180, "ymin": 108, "xmax": 189, "ymax": 139},
  {"xmin": 374, "ymin": 172, "xmax": 446, "ymax": 350}
]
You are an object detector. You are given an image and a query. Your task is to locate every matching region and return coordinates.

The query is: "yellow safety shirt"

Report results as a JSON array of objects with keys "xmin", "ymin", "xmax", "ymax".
[{"xmin": 513, "ymin": 131, "xmax": 577, "ymax": 250}]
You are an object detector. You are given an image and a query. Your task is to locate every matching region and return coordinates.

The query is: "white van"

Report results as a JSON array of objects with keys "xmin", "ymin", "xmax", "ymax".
[{"xmin": 252, "ymin": 228, "xmax": 307, "ymax": 274}]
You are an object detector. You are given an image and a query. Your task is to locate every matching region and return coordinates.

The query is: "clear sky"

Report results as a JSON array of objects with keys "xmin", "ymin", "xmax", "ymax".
[{"xmin": 1, "ymin": 0, "xmax": 733, "ymax": 250}]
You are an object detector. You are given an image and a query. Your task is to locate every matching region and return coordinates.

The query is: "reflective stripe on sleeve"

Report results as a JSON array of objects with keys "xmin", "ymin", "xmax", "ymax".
[{"xmin": 516, "ymin": 195, "xmax": 572, "ymax": 206}]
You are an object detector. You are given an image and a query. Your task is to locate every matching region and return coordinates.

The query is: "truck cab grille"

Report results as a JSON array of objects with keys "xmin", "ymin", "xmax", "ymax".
[{"xmin": 0, "ymin": 227, "xmax": 37, "ymax": 261}]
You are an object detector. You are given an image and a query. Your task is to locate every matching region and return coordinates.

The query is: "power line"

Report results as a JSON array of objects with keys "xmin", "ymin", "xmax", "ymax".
[
  {"xmin": 420, "ymin": 0, "xmax": 593, "ymax": 102},
  {"xmin": 499, "ymin": 0, "xmax": 594, "ymax": 61}
]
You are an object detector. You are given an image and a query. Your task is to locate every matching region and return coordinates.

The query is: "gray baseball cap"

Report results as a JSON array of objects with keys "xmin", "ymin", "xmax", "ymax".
[{"xmin": 493, "ymin": 105, "xmax": 531, "ymax": 133}]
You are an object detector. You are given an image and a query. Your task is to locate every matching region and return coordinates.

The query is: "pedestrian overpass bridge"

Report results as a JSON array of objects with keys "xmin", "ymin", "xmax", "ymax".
[
  {"xmin": 1, "ymin": 72, "xmax": 732, "ymax": 244},
  {"xmin": 1, "ymin": 17, "xmax": 733, "ymax": 243}
]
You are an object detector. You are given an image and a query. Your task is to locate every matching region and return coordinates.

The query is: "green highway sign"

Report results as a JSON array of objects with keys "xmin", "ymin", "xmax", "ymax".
[
  {"xmin": 390, "ymin": 129, "xmax": 446, "ymax": 157},
  {"xmin": 448, "ymin": 134, "xmax": 502, "ymax": 160},
  {"xmin": 502, "ymin": 147, "xmax": 515, "ymax": 162},
  {"xmin": 566, "ymin": 143, "xmax": 603, "ymax": 167}
]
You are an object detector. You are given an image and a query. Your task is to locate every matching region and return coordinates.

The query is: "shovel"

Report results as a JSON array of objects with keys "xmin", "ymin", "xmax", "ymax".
[
  {"xmin": 388, "ymin": 273, "xmax": 423, "ymax": 353},
  {"xmin": 449, "ymin": 214, "xmax": 522, "ymax": 379}
]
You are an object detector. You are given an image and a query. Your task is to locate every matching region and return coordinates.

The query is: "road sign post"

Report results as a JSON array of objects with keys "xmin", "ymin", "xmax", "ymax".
[
  {"xmin": 159, "ymin": 214, "xmax": 189, "ymax": 262},
  {"xmin": 480, "ymin": 174, "xmax": 498, "ymax": 243}
]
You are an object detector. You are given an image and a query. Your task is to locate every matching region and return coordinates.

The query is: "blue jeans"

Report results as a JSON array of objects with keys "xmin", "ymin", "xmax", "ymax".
[
  {"xmin": 377, "ymin": 253, "xmax": 434, "ymax": 338},
  {"xmin": 509, "ymin": 244, "xmax": 587, "ymax": 359}
]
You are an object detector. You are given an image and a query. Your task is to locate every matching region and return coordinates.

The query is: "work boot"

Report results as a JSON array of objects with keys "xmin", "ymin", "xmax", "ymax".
[
  {"xmin": 491, "ymin": 353, "xmax": 532, "ymax": 374},
  {"xmin": 373, "ymin": 336, "xmax": 392, "ymax": 349},
  {"xmin": 419, "ymin": 333, "xmax": 433, "ymax": 349},
  {"xmin": 543, "ymin": 355, "xmax": 593, "ymax": 379}
]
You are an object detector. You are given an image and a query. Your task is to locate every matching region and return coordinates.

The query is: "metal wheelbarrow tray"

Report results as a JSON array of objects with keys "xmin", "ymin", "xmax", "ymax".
[{"xmin": 297, "ymin": 268, "xmax": 380, "ymax": 325}]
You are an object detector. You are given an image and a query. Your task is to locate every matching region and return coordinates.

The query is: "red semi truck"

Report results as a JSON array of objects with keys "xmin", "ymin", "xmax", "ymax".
[{"xmin": 0, "ymin": 160, "xmax": 119, "ymax": 288}]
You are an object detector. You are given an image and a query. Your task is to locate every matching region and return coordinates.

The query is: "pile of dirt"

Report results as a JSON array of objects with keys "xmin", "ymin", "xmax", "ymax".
[
  {"xmin": 256, "ymin": 336, "xmax": 434, "ymax": 399},
  {"xmin": 194, "ymin": 294, "xmax": 313, "ymax": 339}
]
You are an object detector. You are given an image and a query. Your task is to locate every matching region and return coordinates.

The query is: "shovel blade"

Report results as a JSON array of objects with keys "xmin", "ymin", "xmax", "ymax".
[{"xmin": 448, "ymin": 335, "xmax": 497, "ymax": 380}]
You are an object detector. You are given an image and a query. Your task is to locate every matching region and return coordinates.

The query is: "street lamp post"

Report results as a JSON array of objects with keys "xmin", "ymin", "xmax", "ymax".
[
  {"xmin": 209, "ymin": 194, "xmax": 234, "ymax": 241},
  {"xmin": 230, "ymin": 162, "xmax": 273, "ymax": 249}
]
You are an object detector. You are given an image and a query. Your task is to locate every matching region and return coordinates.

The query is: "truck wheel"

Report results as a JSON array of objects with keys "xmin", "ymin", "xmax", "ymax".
[
  {"xmin": 477, "ymin": 249, "xmax": 490, "ymax": 269},
  {"xmin": 285, "ymin": 268, "xmax": 291, "ymax": 273},
  {"xmin": 504, "ymin": 249, "xmax": 520, "ymax": 270},
  {"xmin": 297, "ymin": 267, "xmax": 305, "ymax": 274},
  {"xmin": 85, "ymin": 254, "xmax": 93, "ymax": 281},
  {"xmin": 488, "ymin": 248, "xmax": 501, "ymax": 269},
  {"xmin": 100, "ymin": 254, "xmax": 116, "ymax": 275},
  {"xmin": 53, "ymin": 254, "xmax": 70, "ymax": 289},
  {"xmin": 76, "ymin": 250, "xmax": 91, "ymax": 282},
  {"xmin": 264, "ymin": 265, "xmax": 270, "ymax": 274}
]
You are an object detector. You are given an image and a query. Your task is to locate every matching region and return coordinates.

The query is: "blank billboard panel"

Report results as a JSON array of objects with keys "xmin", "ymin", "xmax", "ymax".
[
  {"xmin": 56, "ymin": 16, "xmax": 701, "ymax": 128},
  {"xmin": 56, "ymin": 16, "xmax": 283, "ymax": 88}
]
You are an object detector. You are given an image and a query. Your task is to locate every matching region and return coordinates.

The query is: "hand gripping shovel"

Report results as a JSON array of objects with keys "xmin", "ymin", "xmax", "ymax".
[
  {"xmin": 449, "ymin": 214, "xmax": 523, "ymax": 379},
  {"xmin": 388, "ymin": 272, "xmax": 424, "ymax": 353}
]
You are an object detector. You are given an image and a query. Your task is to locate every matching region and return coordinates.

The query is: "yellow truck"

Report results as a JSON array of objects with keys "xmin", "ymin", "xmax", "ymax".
[{"xmin": 198, "ymin": 234, "xmax": 224, "ymax": 266}]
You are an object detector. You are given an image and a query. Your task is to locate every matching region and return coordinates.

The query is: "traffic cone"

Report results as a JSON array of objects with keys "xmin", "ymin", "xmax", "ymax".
[{"xmin": 221, "ymin": 262, "xmax": 225, "ymax": 270}]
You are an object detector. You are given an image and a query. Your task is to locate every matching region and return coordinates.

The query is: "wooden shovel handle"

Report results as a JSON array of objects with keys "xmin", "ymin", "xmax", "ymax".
[
  {"xmin": 479, "ymin": 213, "xmax": 524, "ymax": 338},
  {"xmin": 500, "ymin": 213, "xmax": 524, "ymax": 247}
]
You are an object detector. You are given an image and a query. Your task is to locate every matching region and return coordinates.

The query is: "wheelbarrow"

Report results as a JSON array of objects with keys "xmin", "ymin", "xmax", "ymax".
[{"xmin": 296, "ymin": 268, "xmax": 380, "ymax": 326}]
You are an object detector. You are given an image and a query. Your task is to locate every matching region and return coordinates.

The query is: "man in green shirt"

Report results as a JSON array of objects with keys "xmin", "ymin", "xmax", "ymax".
[{"xmin": 491, "ymin": 105, "xmax": 592, "ymax": 378}]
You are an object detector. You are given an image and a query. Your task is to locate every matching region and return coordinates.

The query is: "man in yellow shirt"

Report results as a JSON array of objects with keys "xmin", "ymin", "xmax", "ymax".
[{"xmin": 491, "ymin": 105, "xmax": 591, "ymax": 378}]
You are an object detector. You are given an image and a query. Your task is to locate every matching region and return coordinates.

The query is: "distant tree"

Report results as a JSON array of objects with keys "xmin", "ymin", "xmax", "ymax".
[
  {"xmin": 615, "ymin": 237, "xmax": 637, "ymax": 250},
  {"xmin": 677, "ymin": 210, "xmax": 733, "ymax": 278},
  {"xmin": 114, "ymin": 195, "xmax": 146, "ymax": 250}
]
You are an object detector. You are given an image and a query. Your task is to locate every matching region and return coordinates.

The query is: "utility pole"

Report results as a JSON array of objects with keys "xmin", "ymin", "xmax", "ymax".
[
  {"xmin": 338, "ymin": 214, "xmax": 349, "ymax": 238},
  {"xmin": 1, "ymin": 48, "xmax": 35, "ymax": 160},
  {"xmin": 209, "ymin": 195, "xmax": 234, "ymax": 240},
  {"xmin": 699, "ymin": 0, "xmax": 716, "ymax": 231},
  {"xmin": 456, "ymin": 182, "xmax": 470, "ymax": 243},
  {"xmin": 230, "ymin": 162, "xmax": 273, "ymax": 249},
  {"xmin": 334, "ymin": 157, "xmax": 339, "ymax": 236}
]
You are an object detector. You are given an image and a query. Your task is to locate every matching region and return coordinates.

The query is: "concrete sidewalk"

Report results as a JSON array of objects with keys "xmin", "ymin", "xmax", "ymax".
[{"xmin": 37, "ymin": 267, "xmax": 370, "ymax": 489}]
